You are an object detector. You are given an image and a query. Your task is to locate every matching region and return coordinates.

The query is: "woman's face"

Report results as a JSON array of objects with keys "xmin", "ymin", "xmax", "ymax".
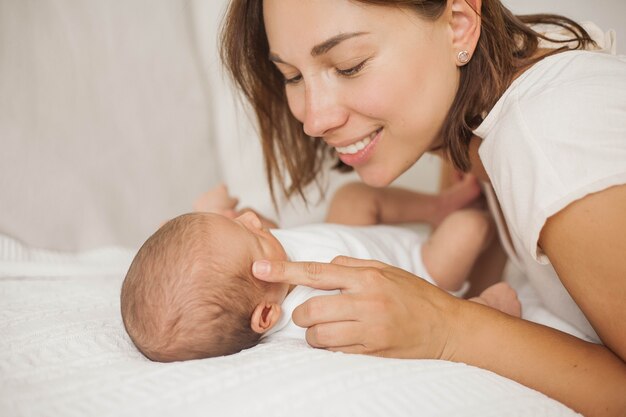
[{"xmin": 263, "ymin": 0, "xmax": 460, "ymax": 186}]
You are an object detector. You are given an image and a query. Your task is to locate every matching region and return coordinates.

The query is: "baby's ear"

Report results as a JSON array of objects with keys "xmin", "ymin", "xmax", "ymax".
[{"xmin": 250, "ymin": 302, "xmax": 282, "ymax": 334}]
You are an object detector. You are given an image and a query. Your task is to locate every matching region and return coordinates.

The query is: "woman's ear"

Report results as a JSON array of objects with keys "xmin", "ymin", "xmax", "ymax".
[
  {"xmin": 449, "ymin": 0, "xmax": 482, "ymax": 64},
  {"xmin": 250, "ymin": 302, "xmax": 282, "ymax": 334}
]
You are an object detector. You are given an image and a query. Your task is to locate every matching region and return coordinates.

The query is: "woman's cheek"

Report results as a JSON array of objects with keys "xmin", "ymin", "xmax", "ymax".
[{"xmin": 346, "ymin": 75, "xmax": 392, "ymax": 120}]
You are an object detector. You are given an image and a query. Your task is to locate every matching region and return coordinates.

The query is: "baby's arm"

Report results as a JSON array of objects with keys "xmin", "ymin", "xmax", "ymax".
[
  {"xmin": 326, "ymin": 176, "xmax": 480, "ymax": 226},
  {"xmin": 236, "ymin": 207, "xmax": 278, "ymax": 229},
  {"xmin": 193, "ymin": 184, "xmax": 278, "ymax": 228},
  {"xmin": 193, "ymin": 184, "xmax": 239, "ymax": 216}
]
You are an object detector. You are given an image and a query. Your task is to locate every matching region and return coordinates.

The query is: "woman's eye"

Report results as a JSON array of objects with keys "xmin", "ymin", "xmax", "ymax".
[
  {"xmin": 336, "ymin": 59, "xmax": 368, "ymax": 77},
  {"xmin": 283, "ymin": 74, "xmax": 302, "ymax": 85},
  {"xmin": 282, "ymin": 59, "xmax": 369, "ymax": 84}
]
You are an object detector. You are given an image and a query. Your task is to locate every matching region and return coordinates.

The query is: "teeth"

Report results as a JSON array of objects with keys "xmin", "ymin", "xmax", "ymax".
[{"xmin": 335, "ymin": 130, "xmax": 378, "ymax": 155}]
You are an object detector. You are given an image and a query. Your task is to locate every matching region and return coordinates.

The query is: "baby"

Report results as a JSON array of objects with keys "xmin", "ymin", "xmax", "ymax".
[{"xmin": 121, "ymin": 180, "xmax": 520, "ymax": 362}]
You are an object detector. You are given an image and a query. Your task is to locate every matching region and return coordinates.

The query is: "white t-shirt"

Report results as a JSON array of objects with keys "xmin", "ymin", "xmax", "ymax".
[
  {"xmin": 474, "ymin": 47, "xmax": 626, "ymax": 343},
  {"xmin": 263, "ymin": 223, "xmax": 468, "ymax": 341}
]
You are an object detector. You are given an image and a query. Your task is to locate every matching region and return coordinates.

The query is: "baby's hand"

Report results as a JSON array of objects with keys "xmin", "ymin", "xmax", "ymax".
[{"xmin": 193, "ymin": 184, "xmax": 239, "ymax": 218}]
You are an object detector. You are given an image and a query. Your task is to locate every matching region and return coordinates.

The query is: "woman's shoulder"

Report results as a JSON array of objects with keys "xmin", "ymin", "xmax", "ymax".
[
  {"xmin": 516, "ymin": 50, "xmax": 626, "ymax": 95},
  {"xmin": 475, "ymin": 50, "xmax": 626, "ymax": 266},
  {"xmin": 476, "ymin": 50, "xmax": 626, "ymax": 140}
]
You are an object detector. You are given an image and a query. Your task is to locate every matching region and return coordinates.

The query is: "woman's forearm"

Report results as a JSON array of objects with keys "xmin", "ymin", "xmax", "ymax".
[
  {"xmin": 251, "ymin": 255, "xmax": 626, "ymax": 415},
  {"xmin": 447, "ymin": 301, "xmax": 626, "ymax": 417}
]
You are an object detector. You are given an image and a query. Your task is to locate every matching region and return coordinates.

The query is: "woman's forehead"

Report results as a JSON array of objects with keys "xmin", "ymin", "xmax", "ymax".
[
  {"xmin": 263, "ymin": 0, "xmax": 424, "ymax": 58},
  {"xmin": 264, "ymin": 0, "xmax": 367, "ymax": 42}
]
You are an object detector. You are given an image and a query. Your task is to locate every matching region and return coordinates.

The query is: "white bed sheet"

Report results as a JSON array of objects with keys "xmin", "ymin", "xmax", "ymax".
[{"xmin": 0, "ymin": 235, "xmax": 581, "ymax": 417}]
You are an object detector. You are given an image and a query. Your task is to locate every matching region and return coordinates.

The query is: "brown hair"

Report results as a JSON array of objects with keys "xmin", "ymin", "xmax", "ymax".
[
  {"xmin": 120, "ymin": 213, "xmax": 267, "ymax": 361},
  {"xmin": 220, "ymin": 0, "xmax": 595, "ymax": 200}
]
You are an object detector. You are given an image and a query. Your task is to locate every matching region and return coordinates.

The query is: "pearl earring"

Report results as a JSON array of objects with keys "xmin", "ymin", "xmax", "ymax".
[{"xmin": 457, "ymin": 50, "xmax": 470, "ymax": 65}]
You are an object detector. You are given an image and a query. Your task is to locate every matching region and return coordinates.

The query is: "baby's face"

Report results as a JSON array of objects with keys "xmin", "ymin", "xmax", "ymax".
[{"xmin": 206, "ymin": 211, "xmax": 290, "ymax": 303}]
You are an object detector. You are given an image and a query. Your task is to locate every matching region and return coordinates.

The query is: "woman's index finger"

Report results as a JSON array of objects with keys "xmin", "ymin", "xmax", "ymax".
[{"xmin": 252, "ymin": 259, "xmax": 356, "ymax": 291}]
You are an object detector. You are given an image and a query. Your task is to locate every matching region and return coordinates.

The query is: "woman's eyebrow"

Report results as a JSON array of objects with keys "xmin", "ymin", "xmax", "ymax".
[
  {"xmin": 310, "ymin": 32, "xmax": 369, "ymax": 57},
  {"xmin": 268, "ymin": 31, "xmax": 369, "ymax": 63}
]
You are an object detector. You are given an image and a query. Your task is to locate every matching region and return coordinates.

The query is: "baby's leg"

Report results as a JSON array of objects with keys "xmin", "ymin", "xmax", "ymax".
[
  {"xmin": 421, "ymin": 209, "xmax": 493, "ymax": 292},
  {"xmin": 469, "ymin": 282, "xmax": 521, "ymax": 317}
]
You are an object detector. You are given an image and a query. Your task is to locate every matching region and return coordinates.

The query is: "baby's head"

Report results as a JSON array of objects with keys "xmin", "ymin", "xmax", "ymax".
[{"xmin": 120, "ymin": 211, "xmax": 289, "ymax": 362}]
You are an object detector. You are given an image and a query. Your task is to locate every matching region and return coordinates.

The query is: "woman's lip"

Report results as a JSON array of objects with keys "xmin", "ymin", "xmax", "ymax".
[
  {"xmin": 337, "ymin": 128, "xmax": 382, "ymax": 166},
  {"xmin": 333, "ymin": 129, "xmax": 377, "ymax": 151}
]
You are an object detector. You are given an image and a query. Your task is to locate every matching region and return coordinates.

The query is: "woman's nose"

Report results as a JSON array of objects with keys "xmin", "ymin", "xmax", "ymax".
[{"xmin": 302, "ymin": 81, "xmax": 348, "ymax": 138}]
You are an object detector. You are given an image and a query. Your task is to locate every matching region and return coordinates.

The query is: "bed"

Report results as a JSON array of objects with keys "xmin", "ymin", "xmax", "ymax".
[{"xmin": 0, "ymin": 234, "xmax": 583, "ymax": 417}]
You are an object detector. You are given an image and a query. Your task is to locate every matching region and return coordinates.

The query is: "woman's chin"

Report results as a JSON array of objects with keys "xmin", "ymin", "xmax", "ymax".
[{"xmin": 356, "ymin": 168, "xmax": 397, "ymax": 188}]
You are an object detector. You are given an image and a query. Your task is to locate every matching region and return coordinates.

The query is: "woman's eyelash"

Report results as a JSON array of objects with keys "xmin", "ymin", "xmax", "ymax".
[
  {"xmin": 284, "ymin": 74, "xmax": 302, "ymax": 85},
  {"xmin": 283, "ymin": 59, "xmax": 369, "ymax": 85},
  {"xmin": 336, "ymin": 59, "xmax": 368, "ymax": 77}
]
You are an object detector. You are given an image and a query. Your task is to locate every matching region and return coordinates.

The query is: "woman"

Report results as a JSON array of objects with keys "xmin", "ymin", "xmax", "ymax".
[{"xmin": 220, "ymin": 0, "xmax": 626, "ymax": 415}]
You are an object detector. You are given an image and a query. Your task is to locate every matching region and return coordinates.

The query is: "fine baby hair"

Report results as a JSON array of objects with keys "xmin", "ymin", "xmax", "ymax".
[{"xmin": 121, "ymin": 213, "xmax": 270, "ymax": 362}]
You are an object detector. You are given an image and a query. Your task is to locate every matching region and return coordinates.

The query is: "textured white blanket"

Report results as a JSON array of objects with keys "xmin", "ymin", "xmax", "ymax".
[{"xmin": 0, "ymin": 235, "xmax": 580, "ymax": 417}]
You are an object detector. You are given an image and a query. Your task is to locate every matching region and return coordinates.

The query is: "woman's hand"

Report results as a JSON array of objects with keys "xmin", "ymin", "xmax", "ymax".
[{"xmin": 252, "ymin": 256, "xmax": 462, "ymax": 359}]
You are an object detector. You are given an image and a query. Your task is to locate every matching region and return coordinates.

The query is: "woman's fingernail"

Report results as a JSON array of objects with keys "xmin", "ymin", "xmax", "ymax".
[{"xmin": 253, "ymin": 260, "xmax": 270, "ymax": 277}]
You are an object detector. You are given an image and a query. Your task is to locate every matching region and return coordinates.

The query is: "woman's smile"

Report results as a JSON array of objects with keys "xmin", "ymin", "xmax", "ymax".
[{"xmin": 334, "ymin": 127, "xmax": 383, "ymax": 166}]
